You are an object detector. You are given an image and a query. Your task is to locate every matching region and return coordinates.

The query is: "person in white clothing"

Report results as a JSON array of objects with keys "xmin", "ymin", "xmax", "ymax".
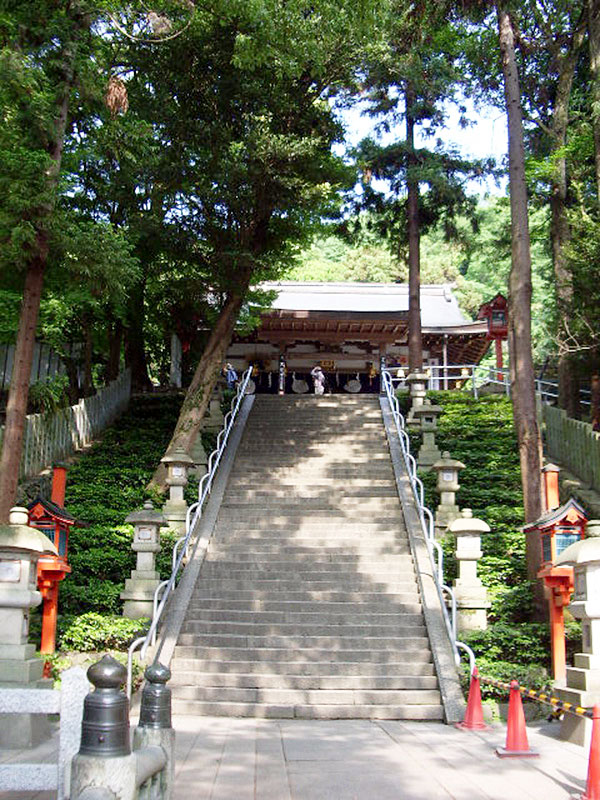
[{"xmin": 311, "ymin": 365, "xmax": 325, "ymax": 395}]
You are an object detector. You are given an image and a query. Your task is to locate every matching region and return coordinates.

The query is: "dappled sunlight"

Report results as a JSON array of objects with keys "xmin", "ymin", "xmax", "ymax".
[{"xmin": 171, "ymin": 394, "xmax": 441, "ymax": 719}]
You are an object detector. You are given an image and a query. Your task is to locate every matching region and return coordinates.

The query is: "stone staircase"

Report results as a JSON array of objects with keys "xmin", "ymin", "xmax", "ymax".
[{"xmin": 169, "ymin": 394, "xmax": 443, "ymax": 719}]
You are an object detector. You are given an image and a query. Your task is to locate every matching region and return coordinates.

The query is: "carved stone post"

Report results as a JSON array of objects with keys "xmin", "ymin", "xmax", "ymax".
[
  {"xmin": 555, "ymin": 526, "xmax": 600, "ymax": 746},
  {"xmin": 121, "ymin": 501, "xmax": 167, "ymax": 619},
  {"xmin": 448, "ymin": 509, "xmax": 490, "ymax": 632},
  {"xmin": 161, "ymin": 448, "xmax": 194, "ymax": 534},
  {"xmin": 0, "ymin": 507, "xmax": 56, "ymax": 746},
  {"xmin": 406, "ymin": 371, "xmax": 429, "ymax": 427},
  {"xmin": 432, "ymin": 452, "xmax": 465, "ymax": 532},
  {"xmin": 413, "ymin": 397, "xmax": 443, "ymax": 470}
]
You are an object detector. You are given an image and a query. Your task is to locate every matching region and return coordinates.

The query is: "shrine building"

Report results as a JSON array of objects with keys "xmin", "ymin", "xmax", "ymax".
[{"xmin": 225, "ymin": 282, "xmax": 497, "ymax": 393}]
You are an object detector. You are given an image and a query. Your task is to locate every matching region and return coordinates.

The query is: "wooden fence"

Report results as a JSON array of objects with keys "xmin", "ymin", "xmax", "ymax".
[
  {"xmin": 0, "ymin": 370, "xmax": 131, "ymax": 480},
  {"xmin": 543, "ymin": 403, "xmax": 600, "ymax": 494}
]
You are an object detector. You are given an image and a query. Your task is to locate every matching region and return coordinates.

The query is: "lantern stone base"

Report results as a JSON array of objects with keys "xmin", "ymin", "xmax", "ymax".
[
  {"xmin": 203, "ymin": 398, "xmax": 224, "ymax": 432},
  {"xmin": 454, "ymin": 586, "xmax": 490, "ymax": 633},
  {"xmin": 0, "ymin": 646, "xmax": 51, "ymax": 747},
  {"xmin": 435, "ymin": 504, "xmax": 461, "ymax": 532},
  {"xmin": 418, "ymin": 433, "xmax": 441, "ymax": 471},
  {"xmin": 556, "ymin": 684, "xmax": 596, "ymax": 747},
  {"xmin": 189, "ymin": 435, "xmax": 208, "ymax": 479},
  {"xmin": 161, "ymin": 499, "xmax": 188, "ymax": 534},
  {"xmin": 121, "ymin": 570, "xmax": 160, "ymax": 619}
]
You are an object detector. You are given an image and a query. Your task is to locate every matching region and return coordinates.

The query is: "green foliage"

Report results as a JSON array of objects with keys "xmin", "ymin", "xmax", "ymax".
[
  {"xmin": 27, "ymin": 375, "xmax": 70, "ymax": 414},
  {"xmin": 62, "ymin": 394, "xmax": 183, "ymax": 616},
  {"xmin": 57, "ymin": 613, "xmax": 149, "ymax": 652}
]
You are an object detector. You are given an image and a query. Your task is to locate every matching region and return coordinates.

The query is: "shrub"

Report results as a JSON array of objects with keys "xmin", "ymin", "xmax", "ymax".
[{"xmin": 58, "ymin": 612, "xmax": 149, "ymax": 651}]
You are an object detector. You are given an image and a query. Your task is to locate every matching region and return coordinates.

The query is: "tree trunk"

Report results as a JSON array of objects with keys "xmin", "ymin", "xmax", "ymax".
[
  {"xmin": 550, "ymin": 21, "xmax": 585, "ymax": 417},
  {"xmin": 82, "ymin": 312, "xmax": 95, "ymax": 397},
  {"xmin": 106, "ymin": 319, "xmax": 123, "ymax": 383},
  {"xmin": 124, "ymin": 277, "xmax": 153, "ymax": 392},
  {"xmin": 149, "ymin": 289, "xmax": 247, "ymax": 489},
  {"xmin": 0, "ymin": 20, "xmax": 84, "ymax": 521},
  {"xmin": 589, "ymin": 0, "xmax": 600, "ymax": 201},
  {"xmin": 497, "ymin": 6, "xmax": 544, "ymax": 584},
  {"xmin": 0, "ymin": 255, "xmax": 47, "ymax": 519},
  {"xmin": 169, "ymin": 291, "xmax": 245, "ymax": 452},
  {"xmin": 406, "ymin": 84, "xmax": 423, "ymax": 373}
]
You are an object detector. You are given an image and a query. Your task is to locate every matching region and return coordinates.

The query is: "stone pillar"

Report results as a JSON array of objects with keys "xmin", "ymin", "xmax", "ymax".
[
  {"xmin": 121, "ymin": 501, "xmax": 167, "ymax": 620},
  {"xmin": 432, "ymin": 452, "xmax": 465, "ymax": 533},
  {"xmin": 189, "ymin": 433, "xmax": 208, "ymax": 481},
  {"xmin": 0, "ymin": 507, "xmax": 57, "ymax": 747},
  {"xmin": 448, "ymin": 509, "xmax": 490, "ymax": 632},
  {"xmin": 169, "ymin": 334, "xmax": 182, "ymax": 388},
  {"xmin": 412, "ymin": 398, "xmax": 443, "ymax": 470},
  {"xmin": 203, "ymin": 390, "xmax": 225, "ymax": 432},
  {"xmin": 406, "ymin": 372, "xmax": 429, "ymax": 427},
  {"xmin": 555, "ymin": 526, "xmax": 600, "ymax": 746},
  {"xmin": 161, "ymin": 448, "xmax": 195, "ymax": 534}
]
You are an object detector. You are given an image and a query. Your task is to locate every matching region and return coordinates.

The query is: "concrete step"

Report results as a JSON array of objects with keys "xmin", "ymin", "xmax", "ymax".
[
  {"xmin": 200, "ymin": 561, "xmax": 416, "ymax": 575},
  {"xmin": 170, "ymin": 659, "xmax": 436, "ymax": 677},
  {"xmin": 193, "ymin": 580, "xmax": 418, "ymax": 593},
  {"xmin": 185, "ymin": 599, "xmax": 423, "ymax": 613},
  {"xmin": 173, "ymin": 646, "xmax": 433, "ymax": 663},
  {"xmin": 175, "ymin": 634, "xmax": 430, "ymax": 649},
  {"xmin": 205, "ymin": 550, "xmax": 412, "ymax": 562},
  {"xmin": 169, "ymin": 672, "xmax": 438, "ymax": 690},
  {"xmin": 170, "ymin": 685, "xmax": 441, "ymax": 706},
  {"xmin": 170, "ymin": 700, "xmax": 444, "ymax": 720},
  {"xmin": 189, "ymin": 590, "xmax": 421, "ymax": 604},
  {"xmin": 213, "ymin": 522, "xmax": 406, "ymax": 533},
  {"xmin": 223, "ymin": 488, "xmax": 399, "ymax": 499},
  {"xmin": 217, "ymin": 510, "xmax": 403, "ymax": 523},
  {"xmin": 185, "ymin": 609, "xmax": 424, "ymax": 624},
  {"xmin": 180, "ymin": 622, "xmax": 427, "ymax": 638},
  {"xmin": 227, "ymin": 478, "xmax": 396, "ymax": 488}
]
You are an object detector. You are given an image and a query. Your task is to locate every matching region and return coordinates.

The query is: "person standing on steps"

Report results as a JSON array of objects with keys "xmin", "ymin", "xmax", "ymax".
[
  {"xmin": 311, "ymin": 364, "xmax": 325, "ymax": 395},
  {"xmin": 223, "ymin": 362, "xmax": 238, "ymax": 390}
]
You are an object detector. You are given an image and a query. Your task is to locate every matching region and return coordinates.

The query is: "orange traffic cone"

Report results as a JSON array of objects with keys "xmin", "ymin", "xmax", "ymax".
[
  {"xmin": 581, "ymin": 704, "xmax": 600, "ymax": 800},
  {"xmin": 496, "ymin": 680, "xmax": 539, "ymax": 757},
  {"xmin": 456, "ymin": 667, "xmax": 488, "ymax": 730}
]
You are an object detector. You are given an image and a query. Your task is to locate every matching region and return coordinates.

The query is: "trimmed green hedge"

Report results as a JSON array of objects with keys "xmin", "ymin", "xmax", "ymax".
[{"xmin": 405, "ymin": 390, "xmax": 582, "ymax": 693}]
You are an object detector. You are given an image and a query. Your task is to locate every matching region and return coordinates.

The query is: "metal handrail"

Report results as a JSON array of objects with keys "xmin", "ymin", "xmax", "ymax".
[
  {"xmin": 126, "ymin": 367, "xmax": 253, "ymax": 696},
  {"xmin": 381, "ymin": 369, "xmax": 475, "ymax": 672},
  {"xmin": 390, "ymin": 363, "xmax": 591, "ymax": 407}
]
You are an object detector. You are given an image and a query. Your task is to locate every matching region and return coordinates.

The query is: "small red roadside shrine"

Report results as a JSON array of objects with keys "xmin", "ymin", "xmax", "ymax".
[
  {"xmin": 27, "ymin": 465, "xmax": 78, "ymax": 672},
  {"xmin": 477, "ymin": 293, "xmax": 508, "ymax": 379},
  {"xmin": 523, "ymin": 465, "xmax": 587, "ymax": 683}
]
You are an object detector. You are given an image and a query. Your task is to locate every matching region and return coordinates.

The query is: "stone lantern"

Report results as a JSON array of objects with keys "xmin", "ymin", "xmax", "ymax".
[
  {"xmin": 554, "ymin": 526, "xmax": 600, "ymax": 746},
  {"xmin": 0, "ymin": 507, "xmax": 57, "ymax": 747},
  {"xmin": 121, "ymin": 501, "xmax": 167, "ymax": 619},
  {"xmin": 432, "ymin": 451, "xmax": 465, "ymax": 531},
  {"xmin": 411, "ymin": 397, "xmax": 443, "ymax": 470},
  {"xmin": 161, "ymin": 447, "xmax": 194, "ymax": 533},
  {"xmin": 448, "ymin": 509, "xmax": 490, "ymax": 631},
  {"xmin": 406, "ymin": 371, "xmax": 429, "ymax": 426},
  {"xmin": 203, "ymin": 388, "xmax": 225, "ymax": 432}
]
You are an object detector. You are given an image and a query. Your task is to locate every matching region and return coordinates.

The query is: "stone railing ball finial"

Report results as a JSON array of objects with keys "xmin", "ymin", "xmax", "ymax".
[{"xmin": 79, "ymin": 654, "xmax": 130, "ymax": 758}]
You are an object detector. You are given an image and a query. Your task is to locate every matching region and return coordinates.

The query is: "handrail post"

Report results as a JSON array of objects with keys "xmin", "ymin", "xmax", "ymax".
[
  {"xmin": 133, "ymin": 663, "xmax": 174, "ymax": 800},
  {"xmin": 71, "ymin": 656, "xmax": 137, "ymax": 800}
]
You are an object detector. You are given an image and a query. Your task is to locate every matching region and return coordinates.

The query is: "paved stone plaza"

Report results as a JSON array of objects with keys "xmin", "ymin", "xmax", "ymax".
[{"xmin": 0, "ymin": 715, "xmax": 589, "ymax": 799}]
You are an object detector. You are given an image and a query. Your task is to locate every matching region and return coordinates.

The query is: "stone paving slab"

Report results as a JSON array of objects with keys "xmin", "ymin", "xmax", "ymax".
[{"xmin": 0, "ymin": 715, "xmax": 589, "ymax": 799}]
